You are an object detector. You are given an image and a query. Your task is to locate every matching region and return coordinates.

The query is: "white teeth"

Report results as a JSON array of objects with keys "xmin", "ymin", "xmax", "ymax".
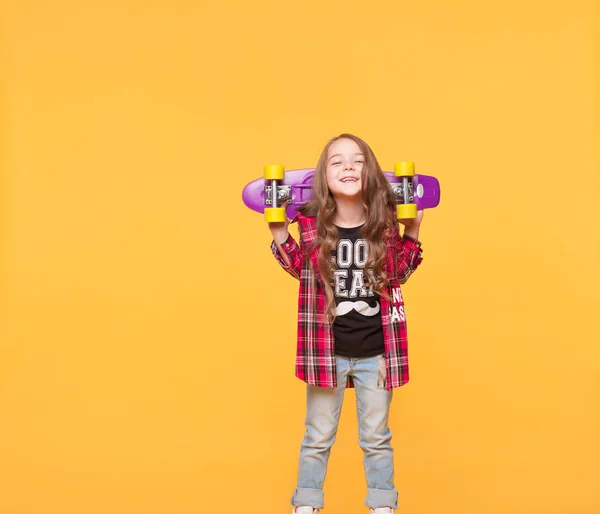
[{"xmin": 341, "ymin": 178, "xmax": 357, "ymax": 182}]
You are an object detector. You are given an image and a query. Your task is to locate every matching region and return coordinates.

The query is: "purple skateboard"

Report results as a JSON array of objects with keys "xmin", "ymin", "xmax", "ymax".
[{"xmin": 242, "ymin": 168, "xmax": 441, "ymax": 219}]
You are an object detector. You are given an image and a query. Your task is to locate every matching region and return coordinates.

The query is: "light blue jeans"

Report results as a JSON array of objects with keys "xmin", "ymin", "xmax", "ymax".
[{"xmin": 291, "ymin": 354, "xmax": 398, "ymax": 510}]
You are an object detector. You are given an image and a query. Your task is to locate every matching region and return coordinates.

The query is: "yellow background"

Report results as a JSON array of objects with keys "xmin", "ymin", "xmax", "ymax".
[{"xmin": 1, "ymin": 1, "xmax": 599, "ymax": 513}]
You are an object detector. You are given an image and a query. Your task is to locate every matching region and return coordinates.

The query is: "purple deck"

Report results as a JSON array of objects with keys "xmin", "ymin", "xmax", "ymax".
[{"xmin": 242, "ymin": 168, "xmax": 440, "ymax": 219}]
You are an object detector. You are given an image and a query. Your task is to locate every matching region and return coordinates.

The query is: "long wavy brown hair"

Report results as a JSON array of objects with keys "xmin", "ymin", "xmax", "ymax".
[{"xmin": 299, "ymin": 133, "xmax": 397, "ymax": 321}]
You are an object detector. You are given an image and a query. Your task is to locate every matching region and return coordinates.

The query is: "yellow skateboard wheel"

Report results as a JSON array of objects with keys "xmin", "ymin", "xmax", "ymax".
[
  {"xmin": 264, "ymin": 164, "xmax": 285, "ymax": 180},
  {"xmin": 396, "ymin": 203, "xmax": 417, "ymax": 219},
  {"xmin": 394, "ymin": 162, "xmax": 415, "ymax": 177},
  {"xmin": 264, "ymin": 207, "xmax": 287, "ymax": 223}
]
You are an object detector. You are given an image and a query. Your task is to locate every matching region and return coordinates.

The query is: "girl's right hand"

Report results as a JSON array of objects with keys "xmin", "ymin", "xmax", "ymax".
[{"xmin": 268, "ymin": 217, "xmax": 290, "ymax": 245}]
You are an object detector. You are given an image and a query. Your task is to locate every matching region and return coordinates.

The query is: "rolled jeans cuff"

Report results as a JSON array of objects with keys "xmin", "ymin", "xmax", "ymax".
[
  {"xmin": 365, "ymin": 488, "xmax": 399, "ymax": 509},
  {"xmin": 292, "ymin": 487, "xmax": 324, "ymax": 509}
]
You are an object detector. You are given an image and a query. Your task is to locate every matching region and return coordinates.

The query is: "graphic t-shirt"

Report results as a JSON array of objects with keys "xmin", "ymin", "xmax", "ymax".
[{"xmin": 332, "ymin": 224, "xmax": 385, "ymax": 358}]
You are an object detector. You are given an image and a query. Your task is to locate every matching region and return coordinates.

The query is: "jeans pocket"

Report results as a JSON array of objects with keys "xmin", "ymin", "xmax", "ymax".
[{"xmin": 377, "ymin": 354, "xmax": 387, "ymax": 390}]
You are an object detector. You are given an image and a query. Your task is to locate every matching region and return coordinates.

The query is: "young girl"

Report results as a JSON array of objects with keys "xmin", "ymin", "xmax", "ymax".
[{"xmin": 269, "ymin": 134, "xmax": 424, "ymax": 514}]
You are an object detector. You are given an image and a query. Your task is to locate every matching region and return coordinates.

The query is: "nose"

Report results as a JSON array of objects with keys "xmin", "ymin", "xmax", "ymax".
[{"xmin": 344, "ymin": 161, "xmax": 354, "ymax": 171}]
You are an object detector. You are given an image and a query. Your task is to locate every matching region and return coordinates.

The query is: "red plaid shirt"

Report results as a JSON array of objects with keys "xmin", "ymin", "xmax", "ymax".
[{"xmin": 271, "ymin": 213, "xmax": 423, "ymax": 390}]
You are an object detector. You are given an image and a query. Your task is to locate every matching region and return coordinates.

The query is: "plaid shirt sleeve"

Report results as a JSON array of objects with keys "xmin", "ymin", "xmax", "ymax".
[
  {"xmin": 270, "ymin": 232, "xmax": 304, "ymax": 280},
  {"xmin": 391, "ymin": 229, "xmax": 424, "ymax": 284}
]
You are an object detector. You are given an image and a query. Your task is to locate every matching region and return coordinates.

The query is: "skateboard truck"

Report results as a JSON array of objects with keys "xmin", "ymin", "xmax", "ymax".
[
  {"xmin": 394, "ymin": 162, "xmax": 418, "ymax": 219},
  {"xmin": 263, "ymin": 165, "xmax": 288, "ymax": 223},
  {"xmin": 264, "ymin": 184, "xmax": 291, "ymax": 206}
]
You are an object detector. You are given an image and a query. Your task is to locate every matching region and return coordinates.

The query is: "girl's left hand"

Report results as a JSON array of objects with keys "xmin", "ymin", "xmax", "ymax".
[{"xmin": 398, "ymin": 209, "xmax": 424, "ymax": 229}]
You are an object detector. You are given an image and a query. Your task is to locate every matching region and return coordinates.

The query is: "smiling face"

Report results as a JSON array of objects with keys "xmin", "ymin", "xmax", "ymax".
[{"xmin": 325, "ymin": 138, "xmax": 365, "ymax": 201}]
